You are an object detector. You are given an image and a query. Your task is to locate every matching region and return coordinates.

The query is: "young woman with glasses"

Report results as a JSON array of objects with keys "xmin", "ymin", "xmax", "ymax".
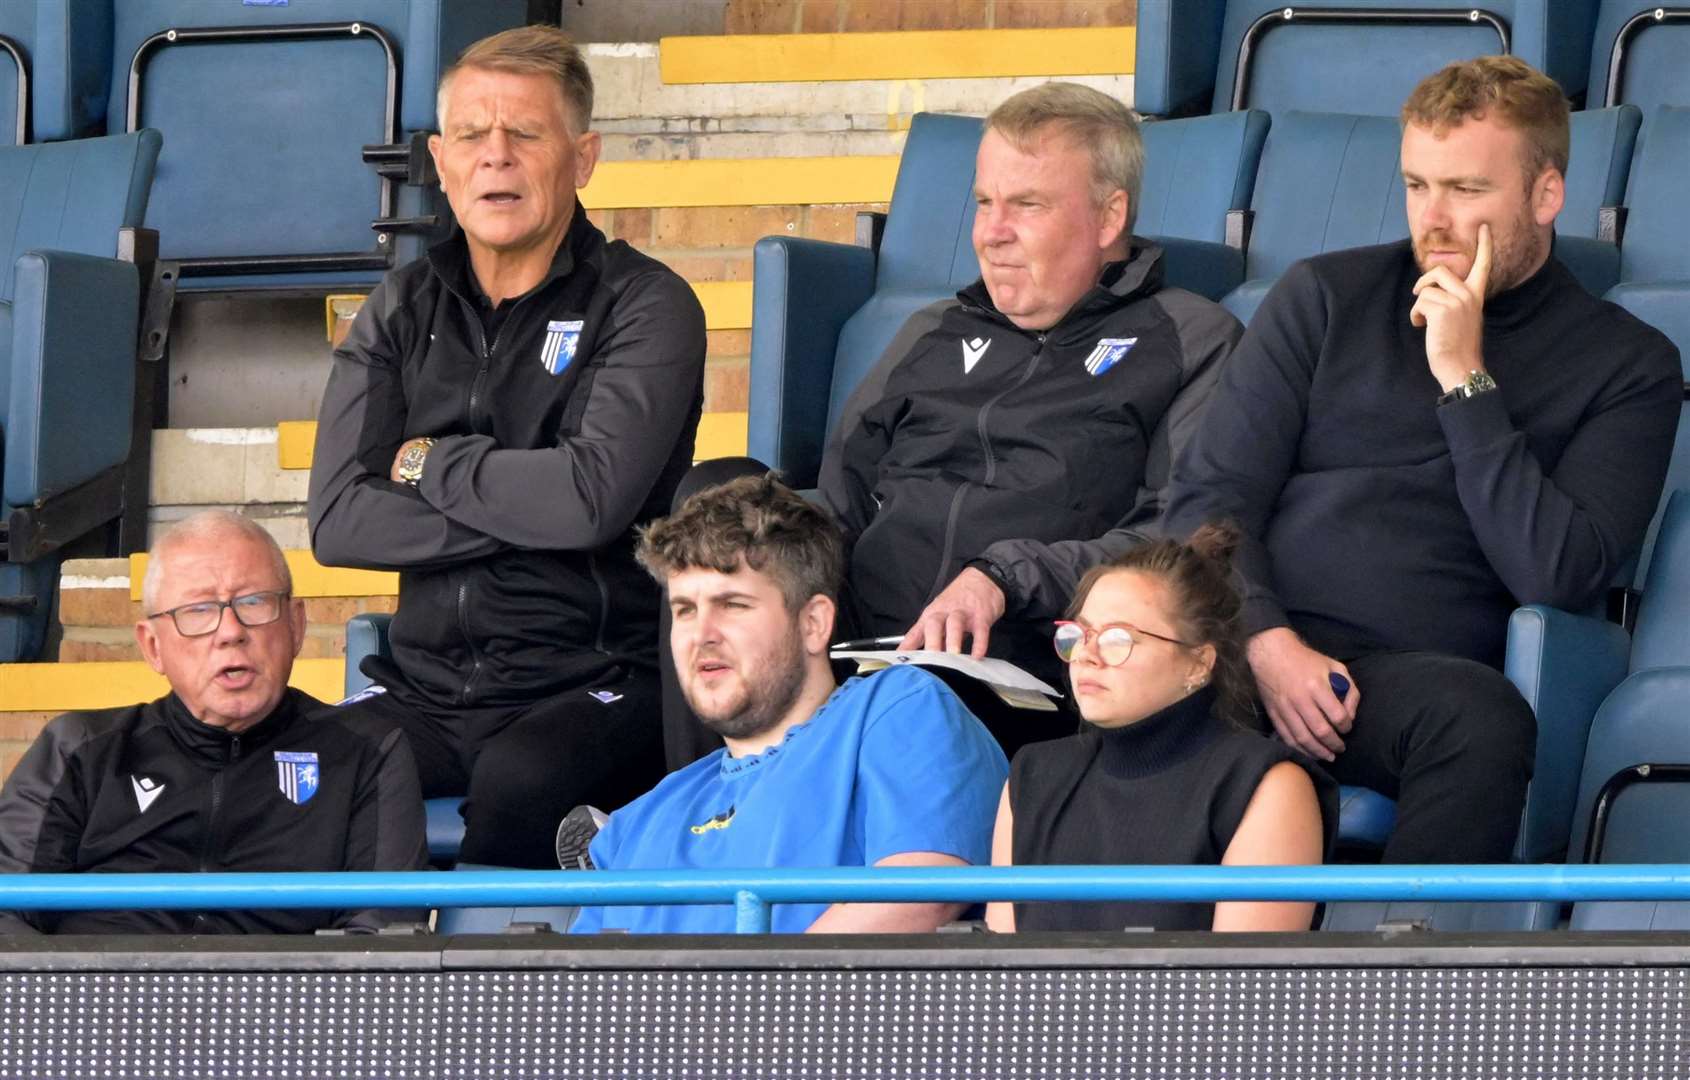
[{"xmin": 985, "ymin": 524, "xmax": 1335, "ymax": 933}]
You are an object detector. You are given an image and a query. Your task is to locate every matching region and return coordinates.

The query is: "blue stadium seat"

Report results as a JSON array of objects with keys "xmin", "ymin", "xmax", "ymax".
[
  {"xmin": 1329, "ymin": 492, "xmax": 1690, "ymax": 931},
  {"xmin": 1135, "ymin": 0, "xmax": 1600, "ymax": 118},
  {"xmin": 1588, "ymin": 1, "xmax": 1690, "ymax": 110},
  {"xmin": 0, "ymin": 2, "xmax": 111, "ymax": 145},
  {"xmin": 107, "ymin": 0, "xmax": 525, "ymax": 292},
  {"xmin": 750, "ymin": 108, "xmax": 1268, "ymax": 485},
  {"xmin": 1138, "ymin": 109, "xmax": 1271, "ymax": 300},
  {"xmin": 343, "ymin": 611, "xmax": 466, "ymax": 863},
  {"xmin": 749, "ymin": 111, "xmax": 982, "ymax": 488},
  {"xmin": 1223, "ymin": 107, "xmax": 1638, "ymax": 324},
  {"xmin": 435, "ymin": 864, "xmax": 577, "ymax": 935},
  {"xmin": 1606, "ymin": 105, "xmax": 1690, "ymax": 586},
  {"xmin": 0, "ymin": 129, "xmax": 162, "ymax": 661}
]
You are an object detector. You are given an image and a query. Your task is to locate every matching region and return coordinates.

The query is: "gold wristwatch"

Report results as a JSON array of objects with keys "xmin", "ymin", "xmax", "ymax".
[
  {"xmin": 396, "ymin": 438, "xmax": 436, "ymax": 486},
  {"xmin": 1437, "ymin": 370, "xmax": 1498, "ymax": 407}
]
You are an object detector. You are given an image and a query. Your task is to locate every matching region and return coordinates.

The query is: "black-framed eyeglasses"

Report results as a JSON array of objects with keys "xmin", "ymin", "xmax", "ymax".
[
  {"xmin": 146, "ymin": 591, "xmax": 290, "ymax": 637},
  {"xmin": 1052, "ymin": 619, "xmax": 1193, "ymax": 667}
]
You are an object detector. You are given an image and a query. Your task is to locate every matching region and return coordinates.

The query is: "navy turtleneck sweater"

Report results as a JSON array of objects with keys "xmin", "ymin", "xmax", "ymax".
[
  {"xmin": 1009, "ymin": 687, "xmax": 1336, "ymax": 933},
  {"xmin": 1165, "ymin": 240, "xmax": 1681, "ymax": 667}
]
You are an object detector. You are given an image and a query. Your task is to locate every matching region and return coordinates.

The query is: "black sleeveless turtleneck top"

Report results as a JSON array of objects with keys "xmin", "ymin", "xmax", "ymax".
[{"xmin": 1009, "ymin": 687, "xmax": 1337, "ymax": 932}]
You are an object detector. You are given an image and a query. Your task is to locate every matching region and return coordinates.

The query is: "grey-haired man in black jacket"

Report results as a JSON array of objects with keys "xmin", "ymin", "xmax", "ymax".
[
  {"xmin": 0, "ymin": 511, "xmax": 427, "ymax": 935},
  {"xmin": 309, "ymin": 26, "xmax": 706, "ymax": 867}
]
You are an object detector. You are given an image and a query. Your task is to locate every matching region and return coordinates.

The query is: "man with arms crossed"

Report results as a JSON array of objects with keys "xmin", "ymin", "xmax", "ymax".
[
  {"xmin": 572, "ymin": 475, "xmax": 1006, "ymax": 935},
  {"xmin": 0, "ymin": 512, "xmax": 426, "ymax": 934},
  {"xmin": 310, "ymin": 26, "xmax": 705, "ymax": 867},
  {"xmin": 1164, "ymin": 57, "xmax": 1681, "ymax": 862}
]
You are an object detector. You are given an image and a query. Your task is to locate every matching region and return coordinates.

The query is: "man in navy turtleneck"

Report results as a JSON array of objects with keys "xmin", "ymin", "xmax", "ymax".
[{"xmin": 1163, "ymin": 57, "xmax": 1681, "ymax": 863}]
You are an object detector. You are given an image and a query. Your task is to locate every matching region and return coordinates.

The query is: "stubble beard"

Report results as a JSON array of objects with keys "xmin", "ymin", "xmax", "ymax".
[
  {"xmin": 690, "ymin": 635, "xmax": 811, "ymax": 743},
  {"xmin": 1413, "ymin": 200, "xmax": 1544, "ymax": 299}
]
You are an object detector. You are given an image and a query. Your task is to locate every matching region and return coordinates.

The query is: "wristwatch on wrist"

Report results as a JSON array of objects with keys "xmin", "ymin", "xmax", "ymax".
[
  {"xmin": 1436, "ymin": 370, "xmax": 1498, "ymax": 406},
  {"xmin": 396, "ymin": 438, "xmax": 437, "ymax": 486}
]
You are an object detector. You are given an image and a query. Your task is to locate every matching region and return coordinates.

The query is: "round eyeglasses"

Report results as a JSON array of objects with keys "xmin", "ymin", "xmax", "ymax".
[
  {"xmin": 1052, "ymin": 619, "xmax": 1193, "ymax": 667},
  {"xmin": 147, "ymin": 591, "xmax": 289, "ymax": 637}
]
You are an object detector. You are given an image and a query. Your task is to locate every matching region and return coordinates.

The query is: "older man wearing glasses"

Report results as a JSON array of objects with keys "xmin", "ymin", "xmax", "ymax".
[{"xmin": 0, "ymin": 511, "xmax": 427, "ymax": 935}]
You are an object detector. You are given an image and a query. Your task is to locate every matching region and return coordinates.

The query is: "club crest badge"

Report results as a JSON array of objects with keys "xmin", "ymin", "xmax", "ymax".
[
  {"xmin": 275, "ymin": 751, "xmax": 320, "ymax": 806},
  {"xmin": 1084, "ymin": 337, "xmax": 1138, "ymax": 377},
  {"xmin": 540, "ymin": 319, "xmax": 584, "ymax": 376}
]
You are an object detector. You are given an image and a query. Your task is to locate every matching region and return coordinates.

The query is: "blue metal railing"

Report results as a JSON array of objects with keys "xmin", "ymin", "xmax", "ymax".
[{"xmin": 7, "ymin": 865, "xmax": 1690, "ymax": 933}]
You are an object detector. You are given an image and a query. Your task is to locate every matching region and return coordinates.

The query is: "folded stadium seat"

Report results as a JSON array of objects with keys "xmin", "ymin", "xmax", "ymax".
[
  {"xmin": 107, "ymin": 0, "xmax": 525, "ymax": 293},
  {"xmin": 1588, "ymin": 1, "xmax": 1690, "ymax": 111},
  {"xmin": 0, "ymin": 1, "xmax": 111, "ymax": 146},
  {"xmin": 1325, "ymin": 492, "xmax": 1690, "ymax": 932},
  {"xmin": 1221, "ymin": 107, "xmax": 1639, "ymax": 324},
  {"xmin": 1136, "ymin": 109, "xmax": 1271, "ymax": 301},
  {"xmin": 0, "ymin": 129, "xmax": 163, "ymax": 661},
  {"xmin": 1134, "ymin": 0, "xmax": 1600, "ymax": 118},
  {"xmin": 434, "ymin": 864, "xmax": 577, "ymax": 935},
  {"xmin": 343, "ymin": 611, "xmax": 467, "ymax": 864},
  {"xmin": 1605, "ymin": 104, "xmax": 1690, "ymax": 586}
]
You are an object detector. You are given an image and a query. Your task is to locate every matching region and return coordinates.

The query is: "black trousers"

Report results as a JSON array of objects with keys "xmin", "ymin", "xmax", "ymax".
[
  {"xmin": 1329, "ymin": 650, "xmax": 1537, "ymax": 864},
  {"xmin": 338, "ymin": 666, "xmax": 664, "ymax": 868}
]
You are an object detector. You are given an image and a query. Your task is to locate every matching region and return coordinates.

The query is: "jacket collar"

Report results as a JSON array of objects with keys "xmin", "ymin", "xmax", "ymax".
[
  {"xmin": 426, "ymin": 202, "xmax": 600, "ymax": 307},
  {"xmin": 158, "ymin": 687, "xmax": 306, "ymax": 764},
  {"xmin": 957, "ymin": 238, "xmax": 1167, "ymax": 344}
]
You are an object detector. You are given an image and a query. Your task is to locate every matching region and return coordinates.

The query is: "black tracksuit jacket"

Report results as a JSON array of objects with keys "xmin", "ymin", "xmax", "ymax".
[
  {"xmin": 0, "ymin": 689, "xmax": 427, "ymax": 934},
  {"xmin": 818, "ymin": 241, "xmax": 1242, "ymax": 680},
  {"xmin": 308, "ymin": 210, "xmax": 706, "ymax": 710}
]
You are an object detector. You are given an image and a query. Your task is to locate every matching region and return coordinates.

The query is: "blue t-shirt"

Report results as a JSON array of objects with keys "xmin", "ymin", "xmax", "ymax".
[{"xmin": 571, "ymin": 665, "xmax": 1008, "ymax": 934}]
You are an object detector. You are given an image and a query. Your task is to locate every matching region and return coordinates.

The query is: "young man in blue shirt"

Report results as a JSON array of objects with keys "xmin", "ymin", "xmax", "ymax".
[{"xmin": 570, "ymin": 475, "xmax": 1007, "ymax": 934}]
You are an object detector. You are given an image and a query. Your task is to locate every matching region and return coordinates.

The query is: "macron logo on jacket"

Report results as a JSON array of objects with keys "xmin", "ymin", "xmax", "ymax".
[
  {"xmin": 961, "ymin": 337, "xmax": 992, "ymax": 373},
  {"xmin": 131, "ymin": 775, "xmax": 165, "ymax": 813}
]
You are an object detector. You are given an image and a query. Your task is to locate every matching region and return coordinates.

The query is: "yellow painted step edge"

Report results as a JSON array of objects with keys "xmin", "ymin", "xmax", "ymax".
[
  {"xmin": 275, "ymin": 412, "xmax": 748, "ymax": 473},
  {"xmin": 128, "ymin": 552, "xmax": 397, "ymax": 602},
  {"xmin": 661, "ymin": 27, "xmax": 1135, "ymax": 85},
  {"xmin": 0, "ymin": 659, "xmax": 345, "ymax": 713},
  {"xmin": 582, "ymin": 157, "xmax": 898, "ymax": 210}
]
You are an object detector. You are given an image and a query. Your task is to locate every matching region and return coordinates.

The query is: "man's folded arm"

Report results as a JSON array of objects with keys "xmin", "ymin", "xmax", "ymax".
[
  {"xmin": 972, "ymin": 291, "xmax": 1243, "ymax": 621},
  {"xmin": 414, "ymin": 271, "xmax": 706, "ymax": 550},
  {"xmin": 308, "ymin": 281, "xmax": 509, "ymax": 571},
  {"xmin": 1439, "ymin": 339, "xmax": 1683, "ymax": 610}
]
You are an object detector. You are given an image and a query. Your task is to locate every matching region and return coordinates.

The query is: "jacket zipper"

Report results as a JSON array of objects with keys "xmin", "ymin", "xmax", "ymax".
[
  {"xmin": 198, "ymin": 735, "xmax": 240, "ymax": 874},
  {"xmin": 456, "ymin": 295, "xmax": 532, "ymax": 703},
  {"xmin": 924, "ymin": 332, "xmax": 1047, "ymax": 602}
]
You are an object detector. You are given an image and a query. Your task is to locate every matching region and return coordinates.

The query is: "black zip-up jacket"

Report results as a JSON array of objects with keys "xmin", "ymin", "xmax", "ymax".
[
  {"xmin": 818, "ymin": 241, "xmax": 1242, "ymax": 679},
  {"xmin": 0, "ymin": 689, "xmax": 428, "ymax": 935},
  {"xmin": 308, "ymin": 210, "xmax": 706, "ymax": 709}
]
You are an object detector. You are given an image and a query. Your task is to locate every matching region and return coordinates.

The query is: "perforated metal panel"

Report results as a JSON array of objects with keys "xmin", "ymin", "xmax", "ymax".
[
  {"xmin": 1, "ymin": 964, "xmax": 1685, "ymax": 1078},
  {"xmin": 0, "ymin": 972, "xmax": 436, "ymax": 1079}
]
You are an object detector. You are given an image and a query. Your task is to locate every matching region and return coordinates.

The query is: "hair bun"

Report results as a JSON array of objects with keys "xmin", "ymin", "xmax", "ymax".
[{"xmin": 1186, "ymin": 522, "xmax": 1240, "ymax": 569}]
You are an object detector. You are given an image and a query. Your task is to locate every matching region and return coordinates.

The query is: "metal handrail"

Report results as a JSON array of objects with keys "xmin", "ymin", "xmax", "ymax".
[{"xmin": 7, "ymin": 864, "xmax": 1690, "ymax": 933}]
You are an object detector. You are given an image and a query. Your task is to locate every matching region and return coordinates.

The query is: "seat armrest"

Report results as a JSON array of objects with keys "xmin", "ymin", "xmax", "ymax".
[
  {"xmin": 345, "ymin": 612, "xmax": 395, "ymax": 698},
  {"xmin": 6, "ymin": 250, "xmax": 139, "ymax": 508},
  {"xmin": 749, "ymin": 236, "xmax": 877, "ymax": 486},
  {"xmin": 1505, "ymin": 604, "xmax": 1631, "ymax": 862}
]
